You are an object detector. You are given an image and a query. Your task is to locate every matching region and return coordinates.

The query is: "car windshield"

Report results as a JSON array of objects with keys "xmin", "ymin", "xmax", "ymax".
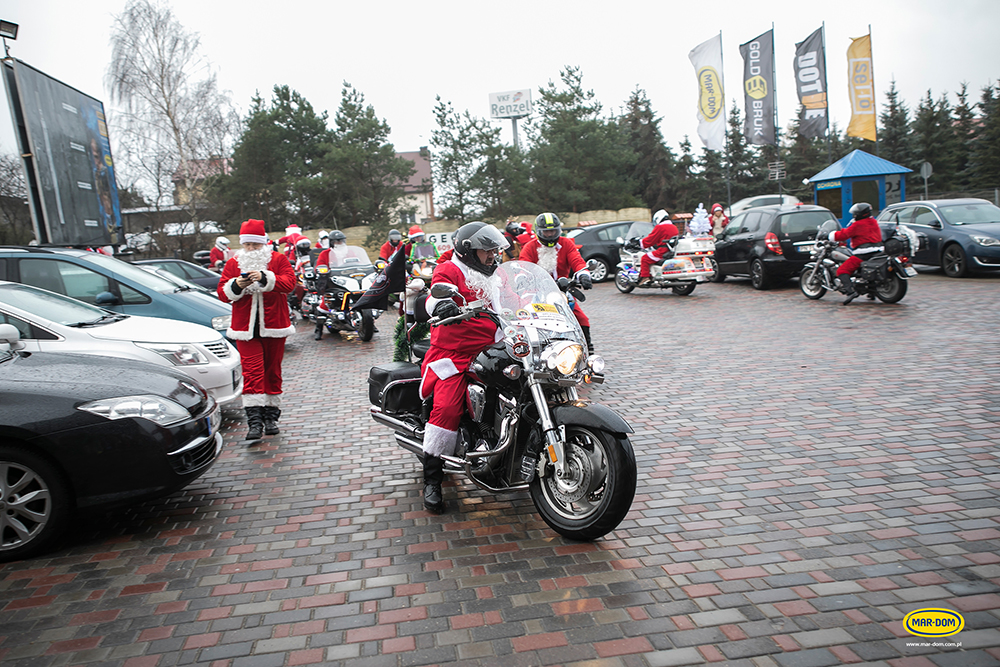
[
  {"xmin": 0, "ymin": 282, "xmax": 121, "ymax": 326},
  {"xmin": 565, "ymin": 228, "xmax": 586, "ymax": 239},
  {"xmin": 937, "ymin": 203, "xmax": 1000, "ymax": 225},
  {"xmin": 81, "ymin": 253, "xmax": 179, "ymax": 291},
  {"xmin": 780, "ymin": 211, "xmax": 836, "ymax": 235}
]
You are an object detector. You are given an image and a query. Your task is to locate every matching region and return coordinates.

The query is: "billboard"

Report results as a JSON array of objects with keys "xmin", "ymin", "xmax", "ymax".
[
  {"xmin": 2, "ymin": 59, "xmax": 121, "ymax": 246},
  {"xmin": 488, "ymin": 89, "xmax": 532, "ymax": 119}
]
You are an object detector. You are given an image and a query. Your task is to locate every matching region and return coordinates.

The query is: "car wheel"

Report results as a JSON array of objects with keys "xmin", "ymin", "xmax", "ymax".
[
  {"xmin": 708, "ymin": 258, "xmax": 725, "ymax": 282},
  {"xmin": 941, "ymin": 244, "xmax": 968, "ymax": 278},
  {"xmin": 0, "ymin": 445, "xmax": 72, "ymax": 562},
  {"xmin": 750, "ymin": 258, "xmax": 770, "ymax": 290},
  {"xmin": 588, "ymin": 257, "xmax": 611, "ymax": 283}
]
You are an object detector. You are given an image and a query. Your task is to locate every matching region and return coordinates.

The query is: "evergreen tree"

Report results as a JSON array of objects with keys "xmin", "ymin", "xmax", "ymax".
[
  {"xmin": 783, "ymin": 110, "xmax": 828, "ymax": 199},
  {"xmin": 911, "ymin": 90, "xmax": 959, "ymax": 191},
  {"xmin": 674, "ymin": 137, "xmax": 697, "ymax": 212},
  {"xmin": 528, "ymin": 66, "xmax": 638, "ymax": 213},
  {"xmin": 968, "ymin": 82, "xmax": 1000, "ymax": 189},
  {"xmin": 695, "ymin": 147, "xmax": 725, "ymax": 209},
  {"xmin": 724, "ymin": 102, "xmax": 760, "ymax": 201},
  {"xmin": 429, "ymin": 98, "xmax": 481, "ymax": 222},
  {"xmin": 879, "ymin": 80, "xmax": 913, "ymax": 168},
  {"xmin": 952, "ymin": 83, "xmax": 977, "ymax": 190},
  {"xmin": 620, "ymin": 87, "xmax": 677, "ymax": 212},
  {"xmin": 471, "ymin": 122, "xmax": 536, "ymax": 221}
]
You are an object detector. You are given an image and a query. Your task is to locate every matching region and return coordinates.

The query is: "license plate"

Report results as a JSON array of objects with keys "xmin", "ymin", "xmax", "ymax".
[
  {"xmin": 205, "ymin": 406, "xmax": 220, "ymax": 434},
  {"xmin": 904, "ymin": 266, "xmax": 918, "ymax": 277}
]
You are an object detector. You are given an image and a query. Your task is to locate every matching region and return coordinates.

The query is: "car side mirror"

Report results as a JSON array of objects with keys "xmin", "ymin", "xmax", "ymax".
[
  {"xmin": 95, "ymin": 291, "xmax": 120, "ymax": 306},
  {"xmin": 0, "ymin": 323, "xmax": 24, "ymax": 351}
]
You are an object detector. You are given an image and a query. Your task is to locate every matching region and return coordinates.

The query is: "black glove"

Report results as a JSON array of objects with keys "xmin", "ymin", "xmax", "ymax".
[
  {"xmin": 624, "ymin": 238, "xmax": 641, "ymax": 252},
  {"xmin": 432, "ymin": 300, "xmax": 461, "ymax": 320},
  {"xmin": 578, "ymin": 273, "xmax": 592, "ymax": 290}
]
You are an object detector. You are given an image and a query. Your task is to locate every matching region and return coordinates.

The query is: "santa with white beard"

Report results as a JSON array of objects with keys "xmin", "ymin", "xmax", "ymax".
[
  {"xmin": 218, "ymin": 219, "xmax": 297, "ymax": 441},
  {"xmin": 517, "ymin": 212, "xmax": 594, "ymax": 353}
]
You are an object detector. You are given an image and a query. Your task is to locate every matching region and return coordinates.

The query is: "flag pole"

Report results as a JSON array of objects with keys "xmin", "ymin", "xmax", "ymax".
[
  {"xmin": 869, "ymin": 24, "xmax": 879, "ymax": 156},
  {"xmin": 771, "ymin": 23, "xmax": 782, "ymax": 195},
  {"xmin": 720, "ymin": 30, "xmax": 732, "ymax": 212},
  {"xmin": 823, "ymin": 21, "xmax": 832, "ymax": 164}
]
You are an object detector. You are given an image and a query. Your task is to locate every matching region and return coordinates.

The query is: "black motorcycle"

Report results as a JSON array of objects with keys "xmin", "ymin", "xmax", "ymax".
[
  {"xmin": 368, "ymin": 261, "xmax": 637, "ymax": 540},
  {"xmin": 312, "ymin": 246, "xmax": 381, "ymax": 341},
  {"xmin": 800, "ymin": 220, "xmax": 922, "ymax": 303}
]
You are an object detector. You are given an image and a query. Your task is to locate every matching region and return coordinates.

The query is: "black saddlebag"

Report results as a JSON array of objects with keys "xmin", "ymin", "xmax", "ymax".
[{"xmin": 368, "ymin": 362, "xmax": 422, "ymax": 413}]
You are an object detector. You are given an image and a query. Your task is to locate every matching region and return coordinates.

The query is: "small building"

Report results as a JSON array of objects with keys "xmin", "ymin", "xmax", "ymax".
[
  {"xmin": 807, "ymin": 150, "xmax": 912, "ymax": 225},
  {"xmin": 396, "ymin": 148, "xmax": 434, "ymax": 226}
]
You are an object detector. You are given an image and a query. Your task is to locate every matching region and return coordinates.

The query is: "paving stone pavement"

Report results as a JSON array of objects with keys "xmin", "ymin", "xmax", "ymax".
[{"xmin": 1, "ymin": 270, "xmax": 998, "ymax": 667}]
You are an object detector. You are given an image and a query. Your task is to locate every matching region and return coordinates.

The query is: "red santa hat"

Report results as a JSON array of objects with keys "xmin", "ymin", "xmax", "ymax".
[
  {"xmin": 711, "ymin": 203, "xmax": 725, "ymax": 213},
  {"xmin": 239, "ymin": 219, "xmax": 269, "ymax": 245},
  {"xmin": 285, "ymin": 224, "xmax": 301, "ymax": 235}
]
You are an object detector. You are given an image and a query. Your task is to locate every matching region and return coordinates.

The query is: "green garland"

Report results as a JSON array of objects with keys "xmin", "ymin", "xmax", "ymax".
[{"xmin": 393, "ymin": 315, "xmax": 429, "ymax": 362}]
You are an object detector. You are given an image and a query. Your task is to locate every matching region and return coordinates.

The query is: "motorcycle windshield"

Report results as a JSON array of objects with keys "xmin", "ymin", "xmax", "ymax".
[
  {"xmin": 328, "ymin": 246, "xmax": 374, "ymax": 270},
  {"xmin": 483, "ymin": 261, "xmax": 585, "ymax": 341}
]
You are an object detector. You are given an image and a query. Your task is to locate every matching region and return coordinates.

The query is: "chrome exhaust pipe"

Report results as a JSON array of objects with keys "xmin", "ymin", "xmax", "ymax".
[{"xmin": 370, "ymin": 407, "xmax": 421, "ymax": 438}]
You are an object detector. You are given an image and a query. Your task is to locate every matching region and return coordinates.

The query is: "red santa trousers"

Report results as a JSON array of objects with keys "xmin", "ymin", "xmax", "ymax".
[{"xmin": 237, "ymin": 337, "xmax": 286, "ymax": 399}]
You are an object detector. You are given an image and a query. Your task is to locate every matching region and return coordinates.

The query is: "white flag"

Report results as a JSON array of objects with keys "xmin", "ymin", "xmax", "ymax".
[{"xmin": 689, "ymin": 34, "xmax": 726, "ymax": 151}]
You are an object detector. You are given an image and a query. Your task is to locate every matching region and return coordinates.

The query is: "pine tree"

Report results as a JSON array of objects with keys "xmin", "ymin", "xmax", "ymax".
[
  {"xmin": 968, "ymin": 82, "xmax": 1000, "ymax": 189},
  {"xmin": 674, "ymin": 137, "xmax": 697, "ymax": 212},
  {"xmin": 620, "ymin": 87, "xmax": 677, "ymax": 212},
  {"xmin": 911, "ymin": 90, "xmax": 959, "ymax": 191},
  {"xmin": 429, "ymin": 98, "xmax": 481, "ymax": 222},
  {"xmin": 952, "ymin": 83, "xmax": 977, "ymax": 191},
  {"xmin": 879, "ymin": 80, "xmax": 913, "ymax": 168}
]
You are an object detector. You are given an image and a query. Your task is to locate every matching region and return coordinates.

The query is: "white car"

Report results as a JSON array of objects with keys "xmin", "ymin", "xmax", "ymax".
[
  {"xmin": 728, "ymin": 194, "xmax": 801, "ymax": 218},
  {"xmin": 0, "ymin": 281, "xmax": 242, "ymax": 405}
]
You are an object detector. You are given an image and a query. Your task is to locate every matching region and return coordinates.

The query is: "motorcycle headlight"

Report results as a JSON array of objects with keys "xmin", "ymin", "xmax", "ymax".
[
  {"xmin": 541, "ymin": 341, "xmax": 586, "ymax": 376},
  {"xmin": 136, "ymin": 342, "xmax": 209, "ymax": 365},
  {"xmin": 588, "ymin": 355, "xmax": 606, "ymax": 374},
  {"xmin": 972, "ymin": 235, "xmax": 1000, "ymax": 247},
  {"xmin": 78, "ymin": 395, "xmax": 191, "ymax": 426},
  {"xmin": 211, "ymin": 315, "xmax": 231, "ymax": 331}
]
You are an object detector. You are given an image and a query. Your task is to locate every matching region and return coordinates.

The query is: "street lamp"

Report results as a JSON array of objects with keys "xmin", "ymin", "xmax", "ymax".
[{"xmin": 0, "ymin": 20, "xmax": 17, "ymax": 57}]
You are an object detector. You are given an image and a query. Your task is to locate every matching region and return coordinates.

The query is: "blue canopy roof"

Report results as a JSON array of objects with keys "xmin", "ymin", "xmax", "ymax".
[{"xmin": 809, "ymin": 150, "xmax": 913, "ymax": 182}]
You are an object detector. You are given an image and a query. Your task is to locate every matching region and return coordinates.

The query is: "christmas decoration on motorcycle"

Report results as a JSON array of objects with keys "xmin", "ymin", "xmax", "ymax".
[{"xmin": 687, "ymin": 203, "xmax": 712, "ymax": 236}]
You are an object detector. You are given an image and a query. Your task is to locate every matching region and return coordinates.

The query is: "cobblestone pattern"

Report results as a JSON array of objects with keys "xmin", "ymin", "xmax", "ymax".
[{"xmin": 1, "ymin": 271, "xmax": 998, "ymax": 667}]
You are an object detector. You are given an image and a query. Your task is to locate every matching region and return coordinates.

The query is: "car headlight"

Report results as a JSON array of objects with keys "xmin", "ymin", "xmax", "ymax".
[
  {"xmin": 541, "ymin": 341, "xmax": 585, "ymax": 376},
  {"xmin": 78, "ymin": 395, "xmax": 191, "ymax": 426},
  {"xmin": 212, "ymin": 315, "xmax": 231, "ymax": 331},
  {"xmin": 972, "ymin": 235, "xmax": 1000, "ymax": 247},
  {"xmin": 136, "ymin": 342, "xmax": 209, "ymax": 365}
]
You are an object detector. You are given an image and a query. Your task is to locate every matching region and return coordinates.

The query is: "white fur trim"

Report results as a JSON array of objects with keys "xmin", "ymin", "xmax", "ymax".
[
  {"xmin": 226, "ymin": 328, "xmax": 252, "ymax": 341},
  {"xmin": 260, "ymin": 324, "xmax": 296, "ymax": 338},
  {"xmin": 240, "ymin": 233, "xmax": 269, "ymax": 244},
  {"xmin": 428, "ymin": 358, "xmax": 459, "ymax": 380},
  {"xmin": 265, "ymin": 394, "xmax": 281, "ymax": 407},
  {"xmin": 242, "ymin": 393, "xmax": 267, "ymax": 407},
  {"xmin": 423, "ymin": 423, "xmax": 458, "ymax": 458},
  {"xmin": 259, "ymin": 270, "xmax": 276, "ymax": 292},
  {"xmin": 223, "ymin": 278, "xmax": 244, "ymax": 302}
]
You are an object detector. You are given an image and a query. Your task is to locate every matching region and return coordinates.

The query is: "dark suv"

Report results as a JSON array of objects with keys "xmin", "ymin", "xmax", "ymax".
[
  {"xmin": 563, "ymin": 221, "xmax": 639, "ymax": 282},
  {"xmin": 711, "ymin": 204, "xmax": 838, "ymax": 289}
]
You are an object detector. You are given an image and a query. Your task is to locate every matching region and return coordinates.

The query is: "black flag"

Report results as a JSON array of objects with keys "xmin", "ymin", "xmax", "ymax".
[
  {"xmin": 794, "ymin": 27, "xmax": 829, "ymax": 138},
  {"xmin": 352, "ymin": 247, "xmax": 407, "ymax": 312},
  {"xmin": 740, "ymin": 29, "xmax": 776, "ymax": 146}
]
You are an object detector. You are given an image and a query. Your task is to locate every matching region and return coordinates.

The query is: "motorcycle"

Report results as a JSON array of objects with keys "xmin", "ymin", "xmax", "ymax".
[
  {"xmin": 799, "ymin": 220, "xmax": 922, "ymax": 303},
  {"xmin": 312, "ymin": 246, "xmax": 382, "ymax": 341},
  {"xmin": 614, "ymin": 234, "xmax": 716, "ymax": 295},
  {"xmin": 368, "ymin": 261, "xmax": 637, "ymax": 540}
]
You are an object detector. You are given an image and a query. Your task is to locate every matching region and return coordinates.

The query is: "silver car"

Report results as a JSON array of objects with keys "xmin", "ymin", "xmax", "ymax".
[{"xmin": 0, "ymin": 281, "xmax": 242, "ymax": 405}]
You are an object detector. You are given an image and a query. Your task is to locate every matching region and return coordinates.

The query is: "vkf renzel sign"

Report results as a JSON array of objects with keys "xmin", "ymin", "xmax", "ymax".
[{"xmin": 489, "ymin": 89, "xmax": 532, "ymax": 119}]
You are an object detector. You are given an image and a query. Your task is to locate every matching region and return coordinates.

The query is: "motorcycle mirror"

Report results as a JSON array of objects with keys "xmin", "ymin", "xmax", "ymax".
[
  {"xmin": 616, "ymin": 236, "xmax": 624, "ymax": 244},
  {"xmin": 430, "ymin": 283, "xmax": 458, "ymax": 299},
  {"xmin": 570, "ymin": 286, "xmax": 586, "ymax": 303},
  {"xmin": 586, "ymin": 259, "xmax": 600, "ymax": 272},
  {"xmin": 556, "ymin": 277, "xmax": 570, "ymax": 291}
]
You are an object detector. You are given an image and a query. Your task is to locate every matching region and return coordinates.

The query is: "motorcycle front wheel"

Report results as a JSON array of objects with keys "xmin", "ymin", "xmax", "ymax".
[
  {"xmin": 874, "ymin": 273, "xmax": 907, "ymax": 303},
  {"xmin": 529, "ymin": 426, "xmax": 636, "ymax": 541},
  {"xmin": 357, "ymin": 309, "xmax": 375, "ymax": 341},
  {"xmin": 614, "ymin": 269, "xmax": 635, "ymax": 294},
  {"xmin": 799, "ymin": 269, "xmax": 826, "ymax": 300}
]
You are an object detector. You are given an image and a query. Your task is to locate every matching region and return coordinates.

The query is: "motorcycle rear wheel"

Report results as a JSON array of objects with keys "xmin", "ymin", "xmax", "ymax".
[
  {"xmin": 529, "ymin": 426, "xmax": 636, "ymax": 541},
  {"xmin": 672, "ymin": 283, "xmax": 696, "ymax": 296},
  {"xmin": 874, "ymin": 273, "xmax": 907, "ymax": 303},
  {"xmin": 614, "ymin": 270, "xmax": 635, "ymax": 294},
  {"xmin": 799, "ymin": 270, "xmax": 826, "ymax": 300}
]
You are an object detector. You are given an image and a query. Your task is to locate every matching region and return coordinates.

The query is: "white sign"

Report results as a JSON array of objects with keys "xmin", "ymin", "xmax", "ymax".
[{"xmin": 489, "ymin": 89, "xmax": 532, "ymax": 119}]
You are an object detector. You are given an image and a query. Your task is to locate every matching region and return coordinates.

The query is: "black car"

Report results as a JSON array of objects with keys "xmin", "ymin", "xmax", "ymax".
[
  {"xmin": 564, "ymin": 221, "xmax": 640, "ymax": 282},
  {"xmin": 132, "ymin": 257, "xmax": 222, "ymax": 290},
  {"xmin": 876, "ymin": 198, "xmax": 1000, "ymax": 277},
  {"xmin": 0, "ymin": 324, "xmax": 223, "ymax": 561},
  {"xmin": 711, "ymin": 204, "xmax": 838, "ymax": 289}
]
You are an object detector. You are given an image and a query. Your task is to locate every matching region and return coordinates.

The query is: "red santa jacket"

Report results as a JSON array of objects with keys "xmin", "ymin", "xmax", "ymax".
[
  {"xmin": 641, "ymin": 222, "xmax": 680, "ymax": 259},
  {"xmin": 518, "ymin": 238, "xmax": 589, "ymax": 280},
  {"xmin": 209, "ymin": 246, "xmax": 226, "ymax": 269},
  {"xmin": 422, "ymin": 259, "xmax": 500, "ymax": 372},
  {"xmin": 379, "ymin": 241, "xmax": 403, "ymax": 260},
  {"xmin": 833, "ymin": 217, "xmax": 883, "ymax": 249},
  {"xmin": 277, "ymin": 232, "xmax": 308, "ymax": 260},
  {"xmin": 219, "ymin": 250, "xmax": 297, "ymax": 340}
]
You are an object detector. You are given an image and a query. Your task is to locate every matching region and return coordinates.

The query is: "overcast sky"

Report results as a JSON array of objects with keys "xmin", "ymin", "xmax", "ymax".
[{"xmin": 3, "ymin": 0, "xmax": 999, "ymax": 164}]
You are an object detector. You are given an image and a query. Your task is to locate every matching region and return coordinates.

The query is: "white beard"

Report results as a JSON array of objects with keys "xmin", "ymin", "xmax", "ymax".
[
  {"xmin": 536, "ymin": 245, "xmax": 558, "ymax": 276},
  {"xmin": 236, "ymin": 248, "xmax": 273, "ymax": 293},
  {"xmin": 461, "ymin": 261, "xmax": 501, "ymax": 302}
]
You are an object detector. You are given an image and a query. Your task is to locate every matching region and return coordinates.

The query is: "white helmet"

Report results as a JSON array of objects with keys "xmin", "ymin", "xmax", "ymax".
[
  {"xmin": 318, "ymin": 230, "xmax": 329, "ymax": 239},
  {"xmin": 215, "ymin": 236, "xmax": 230, "ymax": 247},
  {"xmin": 653, "ymin": 209, "xmax": 669, "ymax": 225}
]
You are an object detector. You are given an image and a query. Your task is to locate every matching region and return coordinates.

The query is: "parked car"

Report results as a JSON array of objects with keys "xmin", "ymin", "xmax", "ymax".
[
  {"xmin": 132, "ymin": 258, "xmax": 222, "ymax": 291},
  {"xmin": 711, "ymin": 204, "xmax": 838, "ymax": 289},
  {"xmin": 564, "ymin": 221, "xmax": 641, "ymax": 282},
  {"xmin": 727, "ymin": 194, "xmax": 800, "ymax": 218},
  {"xmin": 0, "ymin": 281, "xmax": 241, "ymax": 405},
  {"xmin": 137, "ymin": 264, "xmax": 218, "ymax": 298},
  {"xmin": 0, "ymin": 246, "xmax": 231, "ymax": 333},
  {"xmin": 192, "ymin": 249, "xmax": 212, "ymax": 267},
  {"xmin": 876, "ymin": 198, "xmax": 1000, "ymax": 277},
  {"xmin": 0, "ymin": 324, "xmax": 223, "ymax": 561}
]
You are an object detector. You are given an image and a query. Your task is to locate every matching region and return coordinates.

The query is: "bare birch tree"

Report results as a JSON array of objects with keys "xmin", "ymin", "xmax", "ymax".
[
  {"xmin": 0, "ymin": 153, "xmax": 33, "ymax": 245},
  {"xmin": 106, "ymin": 0, "xmax": 237, "ymax": 250}
]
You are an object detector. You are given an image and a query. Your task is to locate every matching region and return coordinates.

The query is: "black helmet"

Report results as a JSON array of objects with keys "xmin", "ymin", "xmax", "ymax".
[
  {"xmin": 295, "ymin": 238, "xmax": 312, "ymax": 256},
  {"xmin": 454, "ymin": 221, "xmax": 509, "ymax": 276},
  {"xmin": 388, "ymin": 229, "xmax": 402, "ymax": 245},
  {"xmin": 329, "ymin": 230, "xmax": 347, "ymax": 245},
  {"xmin": 505, "ymin": 221, "xmax": 524, "ymax": 238},
  {"xmin": 850, "ymin": 202, "xmax": 872, "ymax": 221},
  {"xmin": 534, "ymin": 212, "xmax": 562, "ymax": 247}
]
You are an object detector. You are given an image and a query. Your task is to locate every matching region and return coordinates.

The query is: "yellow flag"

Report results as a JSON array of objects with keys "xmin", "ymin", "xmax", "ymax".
[{"xmin": 847, "ymin": 35, "xmax": 876, "ymax": 141}]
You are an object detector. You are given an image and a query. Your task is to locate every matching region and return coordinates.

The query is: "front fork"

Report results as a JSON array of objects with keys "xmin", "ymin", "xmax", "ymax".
[{"xmin": 527, "ymin": 376, "xmax": 568, "ymax": 479}]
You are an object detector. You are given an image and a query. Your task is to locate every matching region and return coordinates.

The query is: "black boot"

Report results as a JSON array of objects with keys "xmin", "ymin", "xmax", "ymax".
[
  {"xmin": 313, "ymin": 319, "xmax": 324, "ymax": 340},
  {"xmin": 245, "ymin": 407, "xmax": 264, "ymax": 441},
  {"xmin": 837, "ymin": 275, "xmax": 858, "ymax": 305},
  {"xmin": 422, "ymin": 455, "xmax": 446, "ymax": 514},
  {"xmin": 263, "ymin": 406, "xmax": 281, "ymax": 436},
  {"xmin": 582, "ymin": 326, "xmax": 594, "ymax": 355}
]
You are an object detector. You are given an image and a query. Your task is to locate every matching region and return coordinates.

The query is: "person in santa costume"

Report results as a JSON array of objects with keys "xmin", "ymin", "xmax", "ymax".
[
  {"xmin": 831, "ymin": 202, "xmax": 884, "ymax": 305},
  {"xmin": 419, "ymin": 221, "xmax": 509, "ymax": 513},
  {"xmin": 518, "ymin": 212, "xmax": 595, "ymax": 352},
  {"xmin": 276, "ymin": 224, "xmax": 308, "ymax": 263},
  {"xmin": 379, "ymin": 229, "xmax": 404, "ymax": 261},
  {"xmin": 209, "ymin": 236, "xmax": 232, "ymax": 271},
  {"xmin": 218, "ymin": 219, "xmax": 297, "ymax": 440},
  {"xmin": 637, "ymin": 209, "xmax": 680, "ymax": 287}
]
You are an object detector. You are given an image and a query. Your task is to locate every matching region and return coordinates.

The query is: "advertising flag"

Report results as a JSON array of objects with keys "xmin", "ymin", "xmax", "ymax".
[
  {"xmin": 739, "ymin": 30, "xmax": 776, "ymax": 145},
  {"xmin": 688, "ymin": 34, "xmax": 726, "ymax": 152},
  {"xmin": 847, "ymin": 34, "xmax": 877, "ymax": 141},
  {"xmin": 794, "ymin": 27, "xmax": 829, "ymax": 138},
  {"xmin": 351, "ymin": 246, "xmax": 407, "ymax": 312}
]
